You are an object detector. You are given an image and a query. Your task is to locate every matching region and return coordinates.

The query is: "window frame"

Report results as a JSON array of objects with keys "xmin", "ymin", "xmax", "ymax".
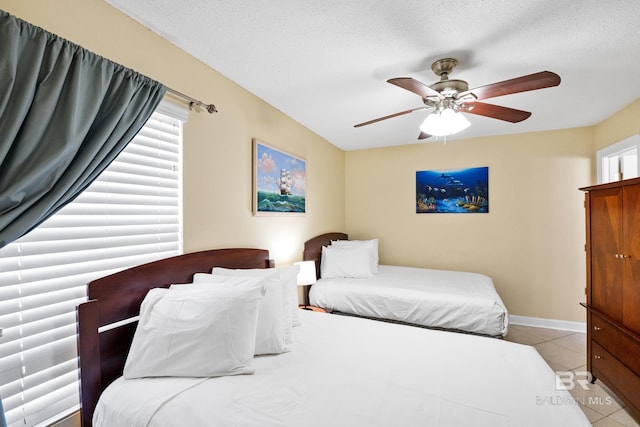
[{"xmin": 597, "ymin": 133, "xmax": 640, "ymax": 184}]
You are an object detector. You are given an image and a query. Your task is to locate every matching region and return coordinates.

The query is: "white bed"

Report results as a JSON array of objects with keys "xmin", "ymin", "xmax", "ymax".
[
  {"xmin": 94, "ymin": 309, "xmax": 588, "ymax": 427},
  {"xmin": 79, "ymin": 249, "xmax": 586, "ymax": 427},
  {"xmin": 304, "ymin": 233, "xmax": 508, "ymax": 337},
  {"xmin": 310, "ymin": 264, "xmax": 508, "ymax": 337}
]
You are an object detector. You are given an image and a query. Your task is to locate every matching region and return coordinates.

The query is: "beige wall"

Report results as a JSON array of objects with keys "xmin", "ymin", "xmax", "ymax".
[
  {"xmin": 0, "ymin": 0, "xmax": 346, "ymax": 267},
  {"xmin": 593, "ymin": 98, "xmax": 640, "ymax": 152},
  {"xmin": 345, "ymin": 128, "xmax": 593, "ymax": 322}
]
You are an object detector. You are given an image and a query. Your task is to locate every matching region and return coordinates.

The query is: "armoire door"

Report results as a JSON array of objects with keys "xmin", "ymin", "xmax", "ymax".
[
  {"xmin": 589, "ymin": 187, "xmax": 624, "ymax": 321},
  {"xmin": 622, "ymin": 184, "xmax": 640, "ymax": 333}
]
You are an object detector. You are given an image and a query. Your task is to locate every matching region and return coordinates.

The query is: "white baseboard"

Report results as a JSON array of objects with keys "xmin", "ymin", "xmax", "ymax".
[{"xmin": 509, "ymin": 314, "xmax": 586, "ymax": 333}]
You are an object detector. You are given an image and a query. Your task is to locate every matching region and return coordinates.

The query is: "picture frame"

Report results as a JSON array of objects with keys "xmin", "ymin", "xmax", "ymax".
[
  {"xmin": 253, "ymin": 139, "xmax": 306, "ymax": 215},
  {"xmin": 416, "ymin": 166, "xmax": 489, "ymax": 213}
]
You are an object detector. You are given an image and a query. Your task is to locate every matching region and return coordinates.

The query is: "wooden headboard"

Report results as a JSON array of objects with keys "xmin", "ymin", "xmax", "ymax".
[
  {"xmin": 302, "ymin": 232, "xmax": 348, "ymax": 279},
  {"xmin": 76, "ymin": 248, "xmax": 273, "ymax": 427}
]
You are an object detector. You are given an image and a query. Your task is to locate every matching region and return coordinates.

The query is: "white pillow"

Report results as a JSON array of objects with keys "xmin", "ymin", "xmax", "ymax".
[
  {"xmin": 193, "ymin": 273, "xmax": 289, "ymax": 355},
  {"xmin": 123, "ymin": 284, "xmax": 264, "ymax": 379},
  {"xmin": 277, "ymin": 266, "xmax": 301, "ymax": 327},
  {"xmin": 211, "ymin": 265, "xmax": 300, "ymax": 337},
  {"xmin": 331, "ymin": 239, "xmax": 379, "ymax": 273},
  {"xmin": 213, "ymin": 266, "xmax": 301, "ymax": 328},
  {"xmin": 320, "ymin": 244, "xmax": 374, "ymax": 279}
]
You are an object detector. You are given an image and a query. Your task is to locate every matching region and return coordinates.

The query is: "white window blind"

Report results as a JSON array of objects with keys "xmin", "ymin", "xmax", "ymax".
[{"xmin": 0, "ymin": 100, "xmax": 185, "ymax": 427}]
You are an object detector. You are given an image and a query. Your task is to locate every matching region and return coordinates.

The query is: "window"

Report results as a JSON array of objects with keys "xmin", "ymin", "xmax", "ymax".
[
  {"xmin": 597, "ymin": 134, "xmax": 640, "ymax": 184},
  {"xmin": 0, "ymin": 100, "xmax": 186, "ymax": 427}
]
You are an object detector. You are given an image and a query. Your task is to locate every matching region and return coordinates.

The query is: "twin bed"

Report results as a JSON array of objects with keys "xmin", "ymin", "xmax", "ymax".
[
  {"xmin": 303, "ymin": 232, "xmax": 509, "ymax": 337},
  {"xmin": 77, "ymin": 247, "xmax": 589, "ymax": 426}
]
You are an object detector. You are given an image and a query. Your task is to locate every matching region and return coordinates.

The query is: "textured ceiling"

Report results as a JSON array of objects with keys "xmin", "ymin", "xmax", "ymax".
[{"xmin": 105, "ymin": 0, "xmax": 640, "ymax": 151}]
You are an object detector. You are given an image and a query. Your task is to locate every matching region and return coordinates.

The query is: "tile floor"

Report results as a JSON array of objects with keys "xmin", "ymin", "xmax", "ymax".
[{"xmin": 505, "ymin": 324, "xmax": 639, "ymax": 426}]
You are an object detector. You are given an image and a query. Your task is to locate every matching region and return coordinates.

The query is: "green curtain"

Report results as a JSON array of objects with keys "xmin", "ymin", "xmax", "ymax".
[
  {"xmin": 0, "ymin": 393, "xmax": 5, "ymax": 427},
  {"xmin": 0, "ymin": 10, "xmax": 167, "ymax": 248}
]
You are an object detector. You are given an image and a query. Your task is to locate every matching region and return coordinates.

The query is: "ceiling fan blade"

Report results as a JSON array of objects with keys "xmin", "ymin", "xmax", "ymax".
[
  {"xmin": 354, "ymin": 107, "xmax": 428, "ymax": 128},
  {"xmin": 418, "ymin": 132, "xmax": 431, "ymax": 140},
  {"xmin": 458, "ymin": 71, "xmax": 561, "ymax": 101},
  {"xmin": 461, "ymin": 102, "xmax": 531, "ymax": 123},
  {"xmin": 388, "ymin": 77, "xmax": 443, "ymax": 99}
]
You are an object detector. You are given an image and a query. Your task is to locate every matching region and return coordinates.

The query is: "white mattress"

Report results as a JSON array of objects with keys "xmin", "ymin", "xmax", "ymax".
[
  {"xmin": 94, "ymin": 310, "xmax": 589, "ymax": 427},
  {"xmin": 310, "ymin": 264, "xmax": 508, "ymax": 336}
]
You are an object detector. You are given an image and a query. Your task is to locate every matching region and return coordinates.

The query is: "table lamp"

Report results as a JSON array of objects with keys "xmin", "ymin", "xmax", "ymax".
[{"xmin": 295, "ymin": 260, "xmax": 317, "ymax": 309}]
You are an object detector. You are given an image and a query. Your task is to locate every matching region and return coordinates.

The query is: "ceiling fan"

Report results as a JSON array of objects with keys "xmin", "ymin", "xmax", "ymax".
[{"xmin": 354, "ymin": 58, "xmax": 561, "ymax": 139}]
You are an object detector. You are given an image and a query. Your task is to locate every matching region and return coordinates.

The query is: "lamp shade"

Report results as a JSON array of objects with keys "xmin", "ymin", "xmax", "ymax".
[
  {"xmin": 294, "ymin": 260, "xmax": 317, "ymax": 286},
  {"xmin": 420, "ymin": 108, "xmax": 470, "ymax": 136}
]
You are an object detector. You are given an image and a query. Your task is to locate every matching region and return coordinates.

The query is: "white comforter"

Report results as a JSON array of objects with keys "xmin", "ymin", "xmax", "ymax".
[
  {"xmin": 310, "ymin": 265, "xmax": 508, "ymax": 336},
  {"xmin": 94, "ymin": 310, "xmax": 588, "ymax": 427}
]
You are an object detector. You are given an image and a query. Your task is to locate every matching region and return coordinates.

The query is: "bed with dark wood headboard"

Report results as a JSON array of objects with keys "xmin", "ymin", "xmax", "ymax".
[
  {"xmin": 76, "ymin": 248, "xmax": 273, "ymax": 427},
  {"xmin": 302, "ymin": 232, "xmax": 509, "ymax": 338},
  {"xmin": 76, "ymin": 245, "xmax": 590, "ymax": 427}
]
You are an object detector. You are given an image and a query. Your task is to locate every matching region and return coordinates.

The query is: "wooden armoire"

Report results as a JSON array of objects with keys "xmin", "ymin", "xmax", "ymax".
[{"xmin": 581, "ymin": 177, "xmax": 640, "ymax": 422}]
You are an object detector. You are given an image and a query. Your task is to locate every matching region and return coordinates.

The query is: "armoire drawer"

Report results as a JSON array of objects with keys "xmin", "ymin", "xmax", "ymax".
[
  {"xmin": 592, "ymin": 342, "xmax": 640, "ymax": 413},
  {"xmin": 590, "ymin": 312, "xmax": 640, "ymax": 377}
]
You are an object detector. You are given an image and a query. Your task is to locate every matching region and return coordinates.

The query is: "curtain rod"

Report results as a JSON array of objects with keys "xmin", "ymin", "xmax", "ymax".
[{"xmin": 166, "ymin": 87, "xmax": 218, "ymax": 114}]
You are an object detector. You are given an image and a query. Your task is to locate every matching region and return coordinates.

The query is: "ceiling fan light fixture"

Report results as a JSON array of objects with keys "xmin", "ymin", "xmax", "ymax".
[{"xmin": 419, "ymin": 107, "xmax": 470, "ymax": 136}]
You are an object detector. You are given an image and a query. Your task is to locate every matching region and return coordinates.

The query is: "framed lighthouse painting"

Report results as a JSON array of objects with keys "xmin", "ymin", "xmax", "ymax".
[{"xmin": 253, "ymin": 139, "xmax": 307, "ymax": 215}]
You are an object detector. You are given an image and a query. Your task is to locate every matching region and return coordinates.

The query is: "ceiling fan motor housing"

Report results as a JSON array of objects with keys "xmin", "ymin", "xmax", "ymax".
[{"xmin": 430, "ymin": 79, "xmax": 469, "ymax": 96}]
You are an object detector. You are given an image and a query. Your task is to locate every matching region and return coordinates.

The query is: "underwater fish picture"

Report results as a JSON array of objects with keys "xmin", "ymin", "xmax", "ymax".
[
  {"xmin": 416, "ymin": 167, "xmax": 489, "ymax": 213},
  {"xmin": 253, "ymin": 139, "xmax": 306, "ymax": 214}
]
